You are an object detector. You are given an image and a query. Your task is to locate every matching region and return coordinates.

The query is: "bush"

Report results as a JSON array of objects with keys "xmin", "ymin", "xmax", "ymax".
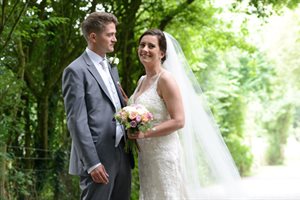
[{"xmin": 226, "ymin": 135, "xmax": 253, "ymax": 176}]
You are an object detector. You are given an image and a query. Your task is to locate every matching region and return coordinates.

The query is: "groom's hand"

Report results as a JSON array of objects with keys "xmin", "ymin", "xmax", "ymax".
[
  {"xmin": 90, "ymin": 164, "xmax": 109, "ymax": 184},
  {"xmin": 117, "ymin": 82, "xmax": 128, "ymax": 105}
]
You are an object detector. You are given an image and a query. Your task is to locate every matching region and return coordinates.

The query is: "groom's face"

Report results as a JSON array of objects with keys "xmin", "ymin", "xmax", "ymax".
[{"xmin": 91, "ymin": 22, "xmax": 117, "ymax": 57}]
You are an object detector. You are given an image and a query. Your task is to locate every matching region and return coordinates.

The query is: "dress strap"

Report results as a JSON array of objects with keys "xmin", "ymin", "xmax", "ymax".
[
  {"xmin": 153, "ymin": 71, "xmax": 164, "ymax": 86},
  {"xmin": 134, "ymin": 75, "xmax": 145, "ymax": 93},
  {"xmin": 132, "ymin": 75, "xmax": 145, "ymax": 103}
]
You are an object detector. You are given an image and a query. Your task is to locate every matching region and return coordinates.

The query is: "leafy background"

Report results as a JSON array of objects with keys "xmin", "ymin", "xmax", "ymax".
[{"xmin": 0, "ymin": 0, "xmax": 299, "ymax": 199}]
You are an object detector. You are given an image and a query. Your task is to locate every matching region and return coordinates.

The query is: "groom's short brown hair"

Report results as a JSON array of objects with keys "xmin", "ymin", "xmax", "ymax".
[{"xmin": 81, "ymin": 12, "xmax": 118, "ymax": 41}]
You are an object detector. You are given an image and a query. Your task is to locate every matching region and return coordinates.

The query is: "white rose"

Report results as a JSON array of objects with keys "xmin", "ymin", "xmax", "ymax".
[
  {"xmin": 114, "ymin": 57, "xmax": 119, "ymax": 65},
  {"xmin": 109, "ymin": 57, "xmax": 119, "ymax": 65}
]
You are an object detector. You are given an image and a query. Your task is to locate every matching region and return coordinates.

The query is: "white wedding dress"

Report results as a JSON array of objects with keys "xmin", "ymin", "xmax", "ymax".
[
  {"xmin": 129, "ymin": 73, "xmax": 187, "ymax": 200},
  {"xmin": 127, "ymin": 32, "xmax": 246, "ymax": 200}
]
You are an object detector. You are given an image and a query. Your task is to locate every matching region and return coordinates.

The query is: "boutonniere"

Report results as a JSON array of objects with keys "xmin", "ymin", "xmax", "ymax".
[{"xmin": 108, "ymin": 56, "xmax": 120, "ymax": 66}]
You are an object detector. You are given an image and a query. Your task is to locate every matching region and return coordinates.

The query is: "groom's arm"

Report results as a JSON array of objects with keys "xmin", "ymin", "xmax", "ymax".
[
  {"xmin": 62, "ymin": 66, "xmax": 100, "ymax": 171},
  {"xmin": 117, "ymin": 82, "xmax": 128, "ymax": 105}
]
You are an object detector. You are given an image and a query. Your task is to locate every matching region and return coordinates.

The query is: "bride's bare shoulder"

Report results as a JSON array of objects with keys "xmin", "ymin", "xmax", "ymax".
[
  {"xmin": 159, "ymin": 70, "xmax": 176, "ymax": 84},
  {"xmin": 158, "ymin": 69, "xmax": 179, "ymax": 92}
]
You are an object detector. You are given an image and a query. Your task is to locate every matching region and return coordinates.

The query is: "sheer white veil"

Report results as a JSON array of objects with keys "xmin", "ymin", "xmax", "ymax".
[{"xmin": 163, "ymin": 32, "xmax": 245, "ymax": 199}]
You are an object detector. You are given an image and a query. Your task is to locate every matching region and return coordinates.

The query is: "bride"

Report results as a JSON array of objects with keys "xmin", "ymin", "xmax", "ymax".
[{"xmin": 128, "ymin": 29, "xmax": 244, "ymax": 199}]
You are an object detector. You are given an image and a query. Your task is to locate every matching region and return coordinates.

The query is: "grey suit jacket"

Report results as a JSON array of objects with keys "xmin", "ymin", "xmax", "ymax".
[{"xmin": 62, "ymin": 51, "xmax": 126, "ymax": 175}]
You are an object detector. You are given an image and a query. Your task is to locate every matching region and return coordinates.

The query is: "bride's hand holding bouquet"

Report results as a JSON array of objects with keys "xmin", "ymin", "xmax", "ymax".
[{"xmin": 114, "ymin": 104, "xmax": 154, "ymax": 152}]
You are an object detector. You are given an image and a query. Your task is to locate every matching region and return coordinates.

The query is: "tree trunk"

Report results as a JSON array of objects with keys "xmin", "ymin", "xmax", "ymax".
[
  {"xmin": 37, "ymin": 95, "xmax": 49, "ymax": 157},
  {"xmin": 0, "ymin": 143, "xmax": 7, "ymax": 199},
  {"xmin": 115, "ymin": 0, "xmax": 142, "ymax": 94},
  {"xmin": 34, "ymin": 94, "xmax": 49, "ymax": 191},
  {"xmin": 24, "ymin": 95, "xmax": 32, "ymax": 169}
]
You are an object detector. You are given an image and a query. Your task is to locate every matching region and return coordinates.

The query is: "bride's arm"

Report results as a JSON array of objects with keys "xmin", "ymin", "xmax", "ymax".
[{"xmin": 144, "ymin": 71, "xmax": 185, "ymax": 138}]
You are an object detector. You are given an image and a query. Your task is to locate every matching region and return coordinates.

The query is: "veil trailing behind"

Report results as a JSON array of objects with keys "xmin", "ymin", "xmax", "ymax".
[{"xmin": 163, "ymin": 32, "xmax": 245, "ymax": 199}]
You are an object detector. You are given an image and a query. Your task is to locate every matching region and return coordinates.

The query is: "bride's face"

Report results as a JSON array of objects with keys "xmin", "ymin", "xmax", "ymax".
[{"xmin": 138, "ymin": 35, "xmax": 164, "ymax": 65}]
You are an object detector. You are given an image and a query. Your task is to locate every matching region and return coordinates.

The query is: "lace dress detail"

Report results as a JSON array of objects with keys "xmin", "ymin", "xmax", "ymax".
[{"xmin": 129, "ymin": 74, "xmax": 187, "ymax": 200}]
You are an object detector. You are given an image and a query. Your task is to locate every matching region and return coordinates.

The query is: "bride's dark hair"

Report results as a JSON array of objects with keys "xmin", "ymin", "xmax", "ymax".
[{"xmin": 138, "ymin": 29, "xmax": 167, "ymax": 63}]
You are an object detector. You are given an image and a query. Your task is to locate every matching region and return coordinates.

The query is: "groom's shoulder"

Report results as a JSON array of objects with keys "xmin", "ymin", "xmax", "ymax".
[{"xmin": 65, "ymin": 52, "xmax": 87, "ymax": 71}]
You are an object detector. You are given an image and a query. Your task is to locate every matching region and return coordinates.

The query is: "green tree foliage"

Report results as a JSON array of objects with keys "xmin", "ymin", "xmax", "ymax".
[
  {"xmin": 190, "ymin": 47, "xmax": 278, "ymax": 175},
  {"xmin": 232, "ymin": 0, "xmax": 300, "ymax": 18},
  {"xmin": 263, "ymin": 103, "xmax": 294, "ymax": 165},
  {"xmin": 1, "ymin": 0, "xmax": 89, "ymax": 198},
  {"xmin": 1, "ymin": 0, "xmax": 299, "ymax": 199},
  {"xmin": 255, "ymin": 8, "xmax": 300, "ymax": 165}
]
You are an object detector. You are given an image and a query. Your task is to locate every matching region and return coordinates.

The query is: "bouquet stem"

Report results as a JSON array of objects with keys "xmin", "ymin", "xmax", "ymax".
[
  {"xmin": 134, "ymin": 140, "xmax": 141, "ymax": 152},
  {"xmin": 125, "ymin": 138, "xmax": 140, "ymax": 153}
]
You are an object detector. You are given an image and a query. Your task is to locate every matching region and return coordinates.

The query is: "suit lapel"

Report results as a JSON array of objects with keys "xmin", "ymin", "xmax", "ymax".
[{"xmin": 82, "ymin": 52, "xmax": 115, "ymax": 106}]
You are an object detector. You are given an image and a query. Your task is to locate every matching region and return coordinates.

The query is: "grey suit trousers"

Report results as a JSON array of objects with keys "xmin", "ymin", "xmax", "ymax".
[{"xmin": 79, "ymin": 138, "xmax": 131, "ymax": 200}]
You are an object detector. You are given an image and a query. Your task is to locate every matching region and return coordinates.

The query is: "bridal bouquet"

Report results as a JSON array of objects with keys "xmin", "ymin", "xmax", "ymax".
[{"xmin": 115, "ymin": 104, "xmax": 154, "ymax": 152}]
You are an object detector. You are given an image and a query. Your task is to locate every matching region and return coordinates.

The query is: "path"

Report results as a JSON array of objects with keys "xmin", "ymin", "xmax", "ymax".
[
  {"xmin": 242, "ymin": 163, "xmax": 300, "ymax": 199},
  {"xmin": 241, "ymin": 137, "xmax": 300, "ymax": 200}
]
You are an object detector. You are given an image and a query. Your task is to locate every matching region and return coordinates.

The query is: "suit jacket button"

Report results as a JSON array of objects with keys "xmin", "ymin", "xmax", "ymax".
[
  {"xmin": 112, "ymin": 135, "xmax": 116, "ymax": 139},
  {"xmin": 112, "ymin": 118, "xmax": 116, "ymax": 122}
]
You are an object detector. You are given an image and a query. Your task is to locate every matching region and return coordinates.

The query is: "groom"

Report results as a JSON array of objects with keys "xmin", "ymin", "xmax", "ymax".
[{"xmin": 62, "ymin": 12, "xmax": 132, "ymax": 199}]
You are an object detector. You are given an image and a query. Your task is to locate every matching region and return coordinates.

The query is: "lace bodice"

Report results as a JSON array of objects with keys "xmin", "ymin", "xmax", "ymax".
[
  {"xmin": 129, "ymin": 74, "xmax": 186, "ymax": 200},
  {"xmin": 131, "ymin": 74, "xmax": 169, "ymax": 123}
]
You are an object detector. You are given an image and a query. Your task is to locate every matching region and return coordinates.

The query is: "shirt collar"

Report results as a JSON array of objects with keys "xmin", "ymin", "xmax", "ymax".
[{"xmin": 86, "ymin": 48, "xmax": 106, "ymax": 64}]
